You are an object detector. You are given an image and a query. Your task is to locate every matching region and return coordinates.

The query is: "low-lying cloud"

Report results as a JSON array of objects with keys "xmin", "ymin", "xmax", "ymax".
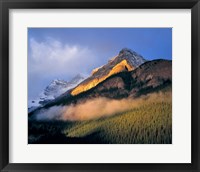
[
  {"xmin": 36, "ymin": 98, "xmax": 135, "ymax": 121},
  {"xmin": 35, "ymin": 92, "xmax": 171, "ymax": 121}
]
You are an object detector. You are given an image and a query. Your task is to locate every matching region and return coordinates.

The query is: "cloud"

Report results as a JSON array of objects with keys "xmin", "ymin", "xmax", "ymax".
[
  {"xmin": 61, "ymin": 98, "xmax": 137, "ymax": 121},
  {"xmin": 36, "ymin": 97, "xmax": 143, "ymax": 121},
  {"xmin": 36, "ymin": 97, "xmax": 136, "ymax": 121},
  {"xmin": 29, "ymin": 37, "xmax": 98, "ymax": 79},
  {"xmin": 35, "ymin": 92, "xmax": 171, "ymax": 121}
]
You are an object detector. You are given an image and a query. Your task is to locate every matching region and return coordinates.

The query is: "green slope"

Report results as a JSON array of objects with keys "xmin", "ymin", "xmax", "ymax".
[{"xmin": 64, "ymin": 101, "xmax": 172, "ymax": 144}]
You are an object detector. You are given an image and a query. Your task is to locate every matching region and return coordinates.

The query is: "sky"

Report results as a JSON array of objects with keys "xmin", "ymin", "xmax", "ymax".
[{"xmin": 28, "ymin": 28, "xmax": 172, "ymax": 100}]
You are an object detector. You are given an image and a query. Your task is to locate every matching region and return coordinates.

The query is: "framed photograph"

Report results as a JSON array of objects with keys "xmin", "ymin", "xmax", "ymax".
[{"xmin": 0, "ymin": 0, "xmax": 200, "ymax": 171}]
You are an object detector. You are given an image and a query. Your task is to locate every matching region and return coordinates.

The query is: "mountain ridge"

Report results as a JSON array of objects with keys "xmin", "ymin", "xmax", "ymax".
[{"xmin": 71, "ymin": 48, "xmax": 146, "ymax": 95}]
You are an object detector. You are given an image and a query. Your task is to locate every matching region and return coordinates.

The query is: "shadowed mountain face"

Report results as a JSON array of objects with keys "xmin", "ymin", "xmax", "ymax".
[
  {"xmin": 71, "ymin": 48, "xmax": 146, "ymax": 95},
  {"xmin": 91, "ymin": 59, "xmax": 172, "ymax": 99}
]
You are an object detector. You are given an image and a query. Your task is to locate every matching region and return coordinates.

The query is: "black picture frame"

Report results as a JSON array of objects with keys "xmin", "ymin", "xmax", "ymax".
[{"xmin": 0, "ymin": 0, "xmax": 200, "ymax": 171}]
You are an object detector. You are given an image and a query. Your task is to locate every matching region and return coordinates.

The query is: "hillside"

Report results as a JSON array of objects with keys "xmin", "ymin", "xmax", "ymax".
[{"xmin": 29, "ymin": 91, "xmax": 172, "ymax": 144}]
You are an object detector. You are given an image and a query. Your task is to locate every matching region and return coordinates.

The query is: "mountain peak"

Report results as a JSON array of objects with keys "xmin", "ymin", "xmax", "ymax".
[
  {"xmin": 44, "ymin": 75, "xmax": 85, "ymax": 98},
  {"xmin": 117, "ymin": 48, "xmax": 146, "ymax": 67},
  {"xmin": 71, "ymin": 48, "xmax": 146, "ymax": 96},
  {"xmin": 119, "ymin": 48, "xmax": 136, "ymax": 54},
  {"xmin": 28, "ymin": 74, "xmax": 85, "ymax": 111}
]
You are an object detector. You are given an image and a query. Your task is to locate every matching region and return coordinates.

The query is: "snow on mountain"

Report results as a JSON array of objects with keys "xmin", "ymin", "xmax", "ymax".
[{"xmin": 28, "ymin": 74, "xmax": 85, "ymax": 112}]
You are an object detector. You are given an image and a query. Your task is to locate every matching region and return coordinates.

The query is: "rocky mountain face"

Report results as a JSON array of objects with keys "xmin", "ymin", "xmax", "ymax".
[
  {"xmin": 87, "ymin": 59, "xmax": 172, "ymax": 100},
  {"xmin": 28, "ymin": 74, "xmax": 85, "ymax": 112},
  {"xmin": 76, "ymin": 59, "xmax": 170, "ymax": 103},
  {"xmin": 71, "ymin": 48, "xmax": 146, "ymax": 95}
]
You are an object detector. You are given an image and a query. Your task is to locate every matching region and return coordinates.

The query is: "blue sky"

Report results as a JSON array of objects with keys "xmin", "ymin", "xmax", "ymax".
[{"xmin": 28, "ymin": 28, "xmax": 172, "ymax": 100}]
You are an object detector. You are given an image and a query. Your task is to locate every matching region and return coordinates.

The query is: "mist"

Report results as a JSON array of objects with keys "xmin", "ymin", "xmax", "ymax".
[
  {"xmin": 35, "ymin": 98, "xmax": 134, "ymax": 121},
  {"xmin": 35, "ymin": 92, "xmax": 171, "ymax": 121}
]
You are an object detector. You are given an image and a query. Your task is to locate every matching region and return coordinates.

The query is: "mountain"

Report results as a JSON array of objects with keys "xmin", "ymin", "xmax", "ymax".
[
  {"xmin": 73, "ymin": 59, "xmax": 171, "ymax": 102},
  {"xmin": 29, "ymin": 48, "xmax": 171, "ymax": 117},
  {"xmin": 86, "ymin": 59, "xmax": 172, "ymax": 99},
  {"xmin": 28, "ymin": 74, "xmax": 85, "ymax": 112},
  {"xmin": 42, "ymin": 74, "xmax": 85, "ymax": 101},
  {"xmin": 71, "ymin": 48, "xmax": 146, "ymax": 95},
  {"xmin": 30, "ymin": 59, "xmax": 171, "ymax": 113},
  {"xmin": 28, "ymin": 48, "xmax": 172, "ymax": 144}
]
